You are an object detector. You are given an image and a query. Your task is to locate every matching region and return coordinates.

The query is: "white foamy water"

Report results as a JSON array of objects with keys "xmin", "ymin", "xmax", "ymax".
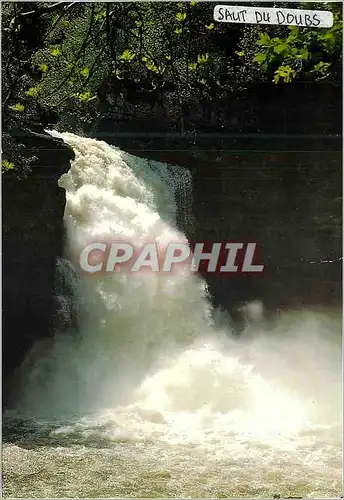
[{"xmin": 3, "ymin": 133, "xmax": 342, "ymax": 498}]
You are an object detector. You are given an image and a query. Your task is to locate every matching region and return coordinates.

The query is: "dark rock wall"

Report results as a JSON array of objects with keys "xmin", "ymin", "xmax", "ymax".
[
  {"xmin": 190, "ymin": 150, "xmax": 342, "ymax": 319},
  {"xmin": 91, "ymin": 82, "xmax": 341, "ymax": 144},
  {"xmin": 91, "ymin": 82, "xmax": 342, "ymax": 320},
  {"xmin": 2, "ymin": 131, "xmax": 74, "ymax": 402}
]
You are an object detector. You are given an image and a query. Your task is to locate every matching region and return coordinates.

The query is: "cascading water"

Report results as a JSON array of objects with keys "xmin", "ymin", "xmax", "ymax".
[
  {"xmin": 143, "ymin": 158, "xmax": 195, "ymax": 233},
  {"xmin": 3, "ymin": 133, "xmax": 342, "ymax": 498}
]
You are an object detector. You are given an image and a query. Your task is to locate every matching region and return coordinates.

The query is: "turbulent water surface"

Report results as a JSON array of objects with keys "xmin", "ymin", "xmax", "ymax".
[{"xmin": 3, "ymin": 133, "xmax": 342, "ymax": 498}]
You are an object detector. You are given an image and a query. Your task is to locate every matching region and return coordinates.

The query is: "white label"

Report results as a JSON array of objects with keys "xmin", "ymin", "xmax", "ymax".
[{"xmin": 213, "ymin": 5, "xmax": 334, "ymax": 28}]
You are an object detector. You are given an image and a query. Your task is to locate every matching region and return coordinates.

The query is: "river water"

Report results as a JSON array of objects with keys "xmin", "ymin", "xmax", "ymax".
[{"xmin": 3, "ymin": 133, "xmax": 342, "ymax": 498}]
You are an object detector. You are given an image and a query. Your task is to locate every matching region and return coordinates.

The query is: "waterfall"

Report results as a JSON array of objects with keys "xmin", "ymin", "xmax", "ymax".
[
  {"xmin": 8, "ymin": 132, "xmax": 341, "ymax": 499},
  {"xmin": 17, "ymin": 132, "xmax": 213, "ymax": 415},
  {"xmin": 139, "ymin": 157, "xmax": 194, "ymax": 233}
]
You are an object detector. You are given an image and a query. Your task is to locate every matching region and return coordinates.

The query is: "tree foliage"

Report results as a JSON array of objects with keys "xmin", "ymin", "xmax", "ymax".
[
  {"xmin": 2, "ymin": 1, "xmax": 342, "ymax": 174},
  {"xmin": 249, "ymin": 3, "xmax": 342, "ymax": 84}
]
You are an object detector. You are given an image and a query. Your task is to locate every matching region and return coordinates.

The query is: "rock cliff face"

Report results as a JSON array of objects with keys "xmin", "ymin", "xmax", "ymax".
[
  {"xmin": 91, "ymin": 82, "xmax": 342, "ymax": 322},
  {"xmin": 2, "ymin": 130, "xmax": 74, "ymax": 402}
]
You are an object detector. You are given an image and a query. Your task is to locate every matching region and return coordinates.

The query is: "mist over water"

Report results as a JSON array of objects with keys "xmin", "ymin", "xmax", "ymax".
[{"xmin": 3, "ymin": 133, "xmax": 342, "ymax": 498}]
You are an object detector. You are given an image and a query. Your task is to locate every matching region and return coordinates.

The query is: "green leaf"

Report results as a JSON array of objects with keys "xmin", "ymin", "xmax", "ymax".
[
  {"xmin": 257, "ymin": 33, "xmax": 271, "ymax": 47},
  {"xmin": 313, "ymin": 61, "xmax": 330, "ymax": 71},
  {"xmin": 190, "ymin": 1, "xmax": 197, "ymax": 5},
  {"xmin": 286, "ymin": 27, "xmax": 299, "ymax": 42},
  {"xmin": 120, "ymin": 49, "xmax": 136, "ymax": 61},
  {"xmin": 312, "ymin": 61, "xmax": 331, "ymax": 75},
  {"xmin": 236, "ymin": 50, "xmax": 245, "ymax": 57},
  {"xmin": 273, "ymin": 65, "xmax": 296, "ymax": 84},
  {"xmin": 175, "ymin": 27, "xmax": 183, "ymax": 34},
  {"xmin": 145, "ymin": 61, "xmax": 160, "ymax": 73},
  {"xmin": 2, "ymin": 160, "xmax": 15, "ymax": 170},
  {"xmin": 38, "ymin": 63, "xmax": 48, "ymax": 72},
  {"xmin": 25, "ymin": 86, "xmax": 40, "ymax": 97},
  {"xmin": 95, "ymin": 11, "xmax": 106, "ymax": 21},
  {"xmin": 253, "ymin": 53, "xmax": 266, "ymax": 65},
  {"xmin": 197, "ymin": 53, "xmax": 209, "ymax": 64},
  {"xmin": 135, "ymin": 21, "xmax": 142, "ymax": 27},
  {"xmin": 80, "ymin": 67, "xmax": 90, "ymax": 78},
  {"xmin": 188, "ymin": 62, "xmax": 197, "ymax": 70},
  {"xmin": 50, "ymin": 47, "xmax": 61, "ymax": 57},
  {"xmin": 298, "ymin": 48, "xmax": 310, "ymax": 60},
  {"xmin": 318, "ymin": 30, "xmax": 336, "ymax": 49},
  {"xmin": 9, "ymin": 103, "xmax": 25, "ymax": 112},
  {"xmin": 176, "ymin": 12, "xmax": 187, "ymax": 22},
  {"xmin": 273, "ymin": 43, "xmax": 288, "ymax": 55},
  {"xmin": 73, "ymin": 91, "xmax": 97, "ymax": 102},
  {"xmin": 205, "ymin": 22, "xmax": 214, "ymax": 30}
]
